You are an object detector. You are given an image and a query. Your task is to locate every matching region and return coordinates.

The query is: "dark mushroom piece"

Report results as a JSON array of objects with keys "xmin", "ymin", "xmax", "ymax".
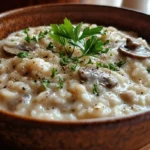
[
  {"xmin": 3, "ymin": 44, "xmax": 32, "ymax": 55},
  {"xmin": 118, "ymin": 38, "xmax": 150, "ymax": 58},
  {"xmin": 78, "ymin": 67, "xmax": 118, "ymax": 88}
]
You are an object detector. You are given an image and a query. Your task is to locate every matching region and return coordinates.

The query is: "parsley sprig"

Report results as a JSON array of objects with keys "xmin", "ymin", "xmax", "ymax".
[{"xmin": 50, "ymin": 18, "xmax": 109, "ymax": 59}]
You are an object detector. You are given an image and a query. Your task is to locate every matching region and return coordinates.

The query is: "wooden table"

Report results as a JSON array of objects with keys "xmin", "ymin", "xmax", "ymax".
[
  {"xmin": 0, "ymin": 0, "xmax": 150, "ymax": 150},
  {"xmin": 0, "ymin": 0, "xmax": 150, "ymax": 15}
]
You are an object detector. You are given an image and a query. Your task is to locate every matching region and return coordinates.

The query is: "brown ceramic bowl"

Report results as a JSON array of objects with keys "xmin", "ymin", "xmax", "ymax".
[{"xmin": 0, "ymin": 4, "xmax": 150, "ymax": 150}]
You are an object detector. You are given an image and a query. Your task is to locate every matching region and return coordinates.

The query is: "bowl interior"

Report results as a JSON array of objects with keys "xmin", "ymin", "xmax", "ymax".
[{"xmin": 0, "ymin": 4, "xmax": 150, "ymax": 124}]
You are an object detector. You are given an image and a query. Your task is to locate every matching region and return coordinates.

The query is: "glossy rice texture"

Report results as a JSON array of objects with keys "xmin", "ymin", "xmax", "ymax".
[{"xmin": 0, "ymin": 24, "xmax": 150, "ymax": 120}]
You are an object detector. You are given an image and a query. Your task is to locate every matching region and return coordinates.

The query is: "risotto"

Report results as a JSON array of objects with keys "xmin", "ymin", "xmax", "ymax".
[{"xmin": 0, "ymin": 18, "xmax": 150, "ymax": 120}]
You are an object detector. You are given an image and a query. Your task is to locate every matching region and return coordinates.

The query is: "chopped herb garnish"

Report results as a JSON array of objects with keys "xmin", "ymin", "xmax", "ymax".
[
  {"xmin": 110, "ymin": 53, "xmax": 113, "ymax": 56},
  {"xmin": 32, "ymin": 36, "xmax": 38, "ymax": 43},
  {"xmin": 87, "ymin": 59, "xmax": 93, "ymax": 64},
  {"xmin": 93, "ymin": 84, "xmax": 99, "ymax": 96},
  {"xmin": 25, "ymin": 34, "xmax": 31, "ymax": 43},
  {"xmin": 47, "ymin": 42, "xmax": 54, "ymax": 50},
  {"xmin": 70, "ymin": 64, "xmax": 77, "ymax": 71},
  {"xmin": 116, "ymin": 60, "xmax": 126, "ymax": 68},
  {"xmin": 38, "ymin": 30, "xmax": 48, "ymax": 40},
  {"xmin": 96, "ymin": 62, "xmax": 119, "ymax": 71},
  {"xmin": 60, "ymin": 55, "xmax": 70, "ymax": 65},
  {"xmin": 108, "ymin": 63, "xmax": 119, "ymax": 71},
  {"xmin": 23, "ymin": 28, "xmax": 29, "ymax": 34},
  {"xmin": 17, "ymin": 52, "xmax": 29, "ymax": 58},
  {"xmin": 147, "ymin": 68, "xmax": 150, "ymax": 73},
  {"xmin": 42, "ymin": 79, "xmax": 50, "ymax": 89},
  {"xmin": 57, "ymin": 77, "xmax": 64, "ymax": 89},
  {"xmin": 23, "ymin": 28, "xmax": 31, "ymax": 43},
  {"xmin": 51, "ymin": 68, "xmax": 58, "ymax": 78}
]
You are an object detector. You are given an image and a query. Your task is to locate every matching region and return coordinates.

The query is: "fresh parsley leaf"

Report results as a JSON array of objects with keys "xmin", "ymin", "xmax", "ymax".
[
  {"xmin": 42, "ymin": 79, "xmax": 50, "ymax": 89},
  {"xmin": 93, "ymin": 84, "xmax": 99, "ymax": 96},
  {"xmin": 50, "ymin": 18, "xmax": 103, "ymax": 43},
  {"xmin": 17, "ymin": 52, "xmax": 29, "ymax": 58},
  {"xmin": 70, "ymin": 64, "xmax": 77, "ymax": 71},
  {"xmin": 82, "ymin": 36, "xmax": 106, "ymax": 56},
  {"xmin": 147, "ymin": 68, "xmax": 150, "ymax": 73},
  {"xmin": 116, "ymin": 60, "xmax": 126, "ymax": 68},
  {"xmin": 79, "ymin": 26, "xmax": 103, "ymax": 40},
  {"xmin": 51, "ymin": 68, "xmax": 58, "ymax": 78},
  {"xmin": 50, "ymin": 18, "xmax": 109, "ymax": 59},
  {"xmin": 57, "ymin": 77, "xmax": 64, "ymax": 89},
  {"xmin": 74, "ymin": 23, "xmax": 83, "ymax": 42},
  {"xmin": 50, "ymin": 34, "xmax": 67, "ymax": 46},
  {"xmin": 47, "ymin": 42, "xmax": 53, "ymax": 50}
]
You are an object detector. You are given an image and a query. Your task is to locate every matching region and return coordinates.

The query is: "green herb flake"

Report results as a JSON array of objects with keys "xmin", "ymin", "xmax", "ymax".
[
  {"xmin": 60, "ymin": 55, "xmax": 70, "ymax": 66},
  {"xmin": 147, "ymin": 68, "xmax": 150, "ymax": 73},
  {"xmin": 10, "ymin": 39, "xmax": 15, "ymax": 42},
  {"xmin": 108, "ymin": 63, "xmax": 119, "ymax": 71},
  {"xmin": 96, "ymin": 62, "xmax": 119, "ymax": 71},
  {"xmin": 38, "ymin": 31, "xmax": 47, "ymax": 40},
  {"xmin": 46, "ymin": 42, "xmax": 54, "ymax": 50},
  {"xmin": 32, "ymin": 36, "xmax": 38, "ymax": 43},
  {"xmin": 25, "ymin": 34, "xmax": 31, "ymax": 43},
  {"xmin": 51, "ymin": 68, "xmax": 58, "ymax": 78},
  {"xmin": 110, "ymin": 53, "xmax": 113, "ymax": 56},
  {"xmin": 93, "ymin": 84, "xmax": 99, "ymax": 96},
  {"xmin": 70, "ymin": 64, "xmax": 77, "ymax": 72},
  {"xmin": 42, "ymin": 79, "xmax": 50, "ymax": 89},
  {"xmin": 57, "ymin": 77, "xmax": 64, "ymax": 89},
  {"xmin": 116, "ymin": 60, "xmax": 126, "ymax": 68},
  {"xmin": 23, "ymin": 28, "xmax": 30, "ymax": 34},
  {"xmin": 17, "ymin": 52, "xmax": 29, "ymax": 58}
]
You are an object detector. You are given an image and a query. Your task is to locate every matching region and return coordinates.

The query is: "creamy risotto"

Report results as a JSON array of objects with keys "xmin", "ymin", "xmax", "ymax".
[{"xmin": 0, "ymin": 18, "xmax": 150, "ymax": 120}]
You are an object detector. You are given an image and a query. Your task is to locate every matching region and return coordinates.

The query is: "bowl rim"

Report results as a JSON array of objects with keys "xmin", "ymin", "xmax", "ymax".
[{"xmin": 0, "ymin": 3, "xmax": 150, "ymax": 125}]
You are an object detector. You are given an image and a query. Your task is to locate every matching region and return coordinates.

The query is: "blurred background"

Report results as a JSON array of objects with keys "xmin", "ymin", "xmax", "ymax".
[{"xmin": 0, "ymin": 0, "xmax": 150, "ymax": 15}]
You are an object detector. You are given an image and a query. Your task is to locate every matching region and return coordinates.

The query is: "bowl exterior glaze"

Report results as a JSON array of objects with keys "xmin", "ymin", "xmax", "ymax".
[{"xmin": 0, "ymin": 4, "xmax": 150, "ymax": 150}]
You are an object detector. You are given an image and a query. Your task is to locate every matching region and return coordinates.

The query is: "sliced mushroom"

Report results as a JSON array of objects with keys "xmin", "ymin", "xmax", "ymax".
[
  {"xmin": 118, "ymin": 38, "xmax": 150, "ymax": 58},
  {"xmin": 78, "ymin": 67, "xmax": 118, "ymax": 88},
  {"xmin": 126, "ymin": 38, "xmax": 140, "ymax": 49},
  {"xmin": 3, "ymin": 44, "xmax": 32, "ymax": 55}
]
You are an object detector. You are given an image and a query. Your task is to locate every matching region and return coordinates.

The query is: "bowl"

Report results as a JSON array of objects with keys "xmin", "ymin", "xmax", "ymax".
[{"xmin": 0, "ymin": 4, "xmax": 150, "ymax": 150}]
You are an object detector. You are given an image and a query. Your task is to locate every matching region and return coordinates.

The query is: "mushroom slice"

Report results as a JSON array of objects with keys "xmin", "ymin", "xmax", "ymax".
[
  {"xmin": 78, "ymin": 67, "xmax": 118, "ymax": 88},
  {"xmin": 118, "ymin": 38, "xmax": 150, "ymax": 58},
  {"xmin": 3, "ymin": 44, "xmax": 32, "ymax": 55}
]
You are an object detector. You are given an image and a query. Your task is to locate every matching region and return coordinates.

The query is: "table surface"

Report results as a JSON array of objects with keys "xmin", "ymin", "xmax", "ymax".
[{"xmin": 0, "ymin": 0, "xmax": 150, "ymax": 150}]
